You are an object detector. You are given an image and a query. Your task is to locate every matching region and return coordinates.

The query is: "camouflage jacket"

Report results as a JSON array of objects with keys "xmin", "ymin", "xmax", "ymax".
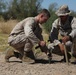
[{"xmin": 9, "ymin": 17, "xmax": 43, "ymax": 45}]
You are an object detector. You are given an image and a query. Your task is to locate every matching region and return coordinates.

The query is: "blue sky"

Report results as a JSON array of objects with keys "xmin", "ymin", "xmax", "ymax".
[{"xmin": 42, "ymin": 0, "xmax": 76, "ymax": 12}]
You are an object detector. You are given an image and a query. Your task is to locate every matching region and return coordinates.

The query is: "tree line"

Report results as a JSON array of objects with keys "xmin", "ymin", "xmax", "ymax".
[
  {"xmin": 0, "ymin": 0, "xmax": 76, "ymax": 32},
  {"xmin": 0, "ymin": 0, "xmax": 43, "ymax": 20}
]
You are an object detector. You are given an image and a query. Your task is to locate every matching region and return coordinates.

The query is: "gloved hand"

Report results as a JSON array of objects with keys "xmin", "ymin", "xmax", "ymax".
[{"xmin": 48, "ymin": 43, "xmax": 54, "ymax": 49}]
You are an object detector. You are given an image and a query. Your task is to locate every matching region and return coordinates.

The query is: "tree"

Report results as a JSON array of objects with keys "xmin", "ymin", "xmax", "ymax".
[
  {"xmin": 71, "ymin": 11, "xmax": 76, "ymax": 17},
  {"xmin": 0, "ymin": 0, "xmax": 6, "ymax": 13},
  {"xmin": 6, "ymin": 0, "xmax": 43, "ymax": 20}
]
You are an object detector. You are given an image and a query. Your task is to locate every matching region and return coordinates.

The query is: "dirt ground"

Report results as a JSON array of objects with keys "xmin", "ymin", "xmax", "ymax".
[{"xmin": 0, "ymin": 52, "xmax": 76, "ymax": 75}]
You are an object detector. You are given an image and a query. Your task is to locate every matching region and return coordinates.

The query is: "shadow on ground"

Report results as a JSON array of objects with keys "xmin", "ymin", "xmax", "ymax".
[{"xmin": 34, "ymin": 59, "xmax": 65, "ymax": 64}]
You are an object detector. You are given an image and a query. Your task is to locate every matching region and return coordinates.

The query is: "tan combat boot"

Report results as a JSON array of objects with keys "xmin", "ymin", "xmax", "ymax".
[
  {"xmin": 5, "ymin": 49, "xmax": 22, "ymax": 62},
  {"xmin": 70, "ymin": 57, "xmax": 76, "ymax": 64},
  {"xmin": 70, "ymin": 39, "xmax": 76, "ymax": 64},
  {"xmin": 22, "ymin": 51, "xmax": 35, "ymax": 64},
  {"xmin": 5, "ymin": 49, "xmax": 15, "ymax": 62}
]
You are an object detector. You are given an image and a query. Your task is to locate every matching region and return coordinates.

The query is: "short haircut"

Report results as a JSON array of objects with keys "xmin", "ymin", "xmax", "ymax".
[{"xmin": 39, "ymin": 9, "xmax": 50, "ymax": 17}]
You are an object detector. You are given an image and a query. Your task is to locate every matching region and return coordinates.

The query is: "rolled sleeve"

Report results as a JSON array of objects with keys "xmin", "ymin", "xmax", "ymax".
[{"xmin": 50, "ymin": 19, "xmax": 59, "ymax": 42}]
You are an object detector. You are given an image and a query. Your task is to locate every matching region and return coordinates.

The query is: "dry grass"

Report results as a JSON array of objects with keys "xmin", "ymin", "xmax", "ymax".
[
  {"xmin": 0, "ymin": 20, "xmax": 18, "ymax": 34},
  {"xmin": 0, "ymin": 20, "xmax": 18, "ymax": 51},
  {"xmin": 0, "ymin": 33, "xmax": 9, "ymax": 51}
]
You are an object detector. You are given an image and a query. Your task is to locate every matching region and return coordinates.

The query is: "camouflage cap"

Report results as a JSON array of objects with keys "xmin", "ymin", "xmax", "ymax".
[{"xmin": 55, "ymin": 5, "xmax": 71, "ymax": 16}]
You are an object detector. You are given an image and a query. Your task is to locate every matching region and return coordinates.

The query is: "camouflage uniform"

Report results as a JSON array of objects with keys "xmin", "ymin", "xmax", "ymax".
[
  {"xmin": 6, "ymin": 17, "xmax": 47, "ymax": 62},
  {"xmin": 49, "ymin": 5, "xmax": 76, "ymax": 57},
  {"xmin": 50, "ymin": 16, "xmax": 76, "ymax": 55}
]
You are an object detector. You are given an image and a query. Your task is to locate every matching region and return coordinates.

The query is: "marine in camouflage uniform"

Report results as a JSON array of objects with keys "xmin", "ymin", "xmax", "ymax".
[
  {"xmin": 49, "ymin": 5, "xmax": 76, "ymax": 63},
  {"xmin": 5, "ymin": 9, "xmax": 50, "ymax": 63}
]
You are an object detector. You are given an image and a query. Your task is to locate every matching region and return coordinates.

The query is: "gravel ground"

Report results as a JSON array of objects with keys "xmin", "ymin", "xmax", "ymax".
[{"xmin": 0, "ymin": 52, "xmax": 76, "ymax": 75}]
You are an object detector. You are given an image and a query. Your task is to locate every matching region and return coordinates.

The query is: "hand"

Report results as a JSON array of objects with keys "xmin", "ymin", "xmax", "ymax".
[
  {"xmin": 62, "ymin": 36, "xmax": 70, "ymax": 43},
  {"xmin": 58, "ymin": 43, "xmax": 65, "ymax": 54},
  {"xmin": 39, "ymin": 41, "xmax": 46, "ymax": 47}
]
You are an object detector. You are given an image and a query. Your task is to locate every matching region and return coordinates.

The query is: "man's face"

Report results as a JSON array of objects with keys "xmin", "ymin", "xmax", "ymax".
[
  {"xmin": 59, "ymin": 15, "xmax": 68, "ymax": 21},
  {"xmin": 39, "ymin": 14, "xmax": 49, "ymax": 24}
]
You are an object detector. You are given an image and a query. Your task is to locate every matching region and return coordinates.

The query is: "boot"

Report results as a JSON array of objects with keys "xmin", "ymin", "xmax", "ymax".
[
  {"xmin": 5, "ymin": 49, "xmax": 22, "ymax": 62},
  {"xmin": 70, "ymin": 54, "xmax": 76, "ymax": 64},
  {"xmin": 70, "ymin": 57, "xmax": 76, "ymax": 64},
  {"xmin": 22, "ymin": 50, "xmax": 35, "ymax": 63}
]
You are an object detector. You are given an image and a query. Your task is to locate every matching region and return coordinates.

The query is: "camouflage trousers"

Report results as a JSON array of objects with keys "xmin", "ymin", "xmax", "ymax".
[
  {"xmin": 8, "ymin": 33, "xmax": 47, "ymax": 55},
  {"xmin": 8, "ymin": 33, "xmax": 33, "ymax": 54}
]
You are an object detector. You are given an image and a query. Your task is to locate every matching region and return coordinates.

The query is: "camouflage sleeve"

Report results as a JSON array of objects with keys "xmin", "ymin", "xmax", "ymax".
[
  {"xmin": 69, "ymin": 17, "xmax": 76, "ymax": 38},
  {"xmin": 34, "ymin": 25, "xmax": 44, "ymax": 41},
  {"xmin": 24, "ymin": 20, "xmax": 40, "ymax": 45},
  {"xmin": 50, "ymin": 19, "xmax": 60, "ymax": 45}
]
